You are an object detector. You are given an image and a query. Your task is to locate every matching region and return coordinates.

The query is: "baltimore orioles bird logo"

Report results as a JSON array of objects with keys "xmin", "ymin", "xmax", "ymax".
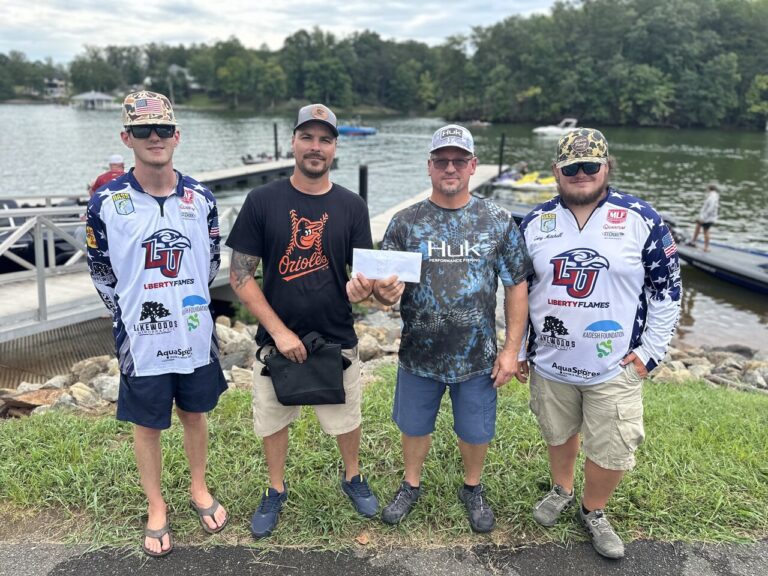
[{"xmin": 279, "ymin": 210, "xmax": 329, "ymax": 281}]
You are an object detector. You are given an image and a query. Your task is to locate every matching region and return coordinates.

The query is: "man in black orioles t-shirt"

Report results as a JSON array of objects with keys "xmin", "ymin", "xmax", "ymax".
[{"xmin": 226, "ymin": 103, "xmax": 379, "ymax": 538}]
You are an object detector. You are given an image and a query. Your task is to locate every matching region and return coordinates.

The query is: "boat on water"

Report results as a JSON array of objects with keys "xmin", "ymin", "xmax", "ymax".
[
  {"xmin": 495, "ymin": 170, "xmax": 556, "ymax": 193},
  {"xmin": 532, "ymin": 117, "xmax": 578, "ymax": 136},
  {"xmin": 241, "ymin": 152, "xmax": 274, "ymax": 165},
  {"xmin": 675, "ymin": 239, "xmax": 768, "ymax": 294},
  {"xmin": 338, "ymin": 125, "xmax": 377, "ymax": 136}
]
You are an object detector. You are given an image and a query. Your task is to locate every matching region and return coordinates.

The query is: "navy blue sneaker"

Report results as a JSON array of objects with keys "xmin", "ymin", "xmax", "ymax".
[
  {"xmin": 250, "ymin": 485, "xmax": 287, "ymax": 538},
  {"xmin": 341, "ymin": 473, "xmax": 379, "ymax": 518}
]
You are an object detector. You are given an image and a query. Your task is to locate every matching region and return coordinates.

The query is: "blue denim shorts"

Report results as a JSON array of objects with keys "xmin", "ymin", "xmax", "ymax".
[
  {"xmin": 392, "ymin": 367, "xmax": 497, "ymax": 444},
  {"xmin": 117, "ymin": 361, "xmax": 228, "ymax": 430}
]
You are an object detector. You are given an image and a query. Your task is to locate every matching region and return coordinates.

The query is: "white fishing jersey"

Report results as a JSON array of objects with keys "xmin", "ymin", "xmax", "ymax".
[
  {"xmin": 86, "ymin": 170, "xmax": 221, "ymax": 377},
  {"xmin": 520, "ymin": 188, "xmax": 681, "ymax": 385}
]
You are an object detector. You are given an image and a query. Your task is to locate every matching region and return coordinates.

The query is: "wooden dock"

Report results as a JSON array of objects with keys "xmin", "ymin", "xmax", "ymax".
[{"xmin": 370, "ymin": 164, "xmax": 505, "ymax": 242}]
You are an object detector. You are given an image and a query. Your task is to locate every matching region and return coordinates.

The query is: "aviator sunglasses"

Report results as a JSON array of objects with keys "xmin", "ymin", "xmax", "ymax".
[
  {"xmin": 560, "ymin": 161, "xmax": 603, "ymax": 177},
  {"xmin": 127, "ymin": 125, "xmax": 176, "ymax": 139},
  {"xmin": 431, "ymin": 157, "xmax": 474, "ymax": 170}
]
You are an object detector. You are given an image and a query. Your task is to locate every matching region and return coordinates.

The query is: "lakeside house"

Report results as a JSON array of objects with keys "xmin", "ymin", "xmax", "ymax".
[{"xmin": 70, "ymin": 91, "xmax": 116, "ymax": 109}]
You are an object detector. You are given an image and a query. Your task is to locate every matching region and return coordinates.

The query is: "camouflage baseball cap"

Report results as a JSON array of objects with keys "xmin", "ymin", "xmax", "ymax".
[
  {"xmin": 555, "ymin": 128, "xmax": 608, "ymax": 168},
  {"xmin": 122, "ymin": 90, "xmax": 177, "ymax": 126}
]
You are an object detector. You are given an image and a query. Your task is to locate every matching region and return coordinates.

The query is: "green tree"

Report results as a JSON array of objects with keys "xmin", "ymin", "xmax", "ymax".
[
  {"xmin": 69, "ymin": 47, "xmax": 120, "ymax": 92},
  {"xmin": 746, "ymin": 74, "xmax": 768, "ymax": 129},
  {"xmin": 303, "ymin": 57, "xmax": 352, "ymax": 107},
  {"xmin": 217, "ymin": 55, "xmax": 250, "ymax": 108}
]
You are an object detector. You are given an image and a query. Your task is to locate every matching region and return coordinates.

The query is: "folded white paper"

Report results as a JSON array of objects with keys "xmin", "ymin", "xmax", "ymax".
[{"xmin": 352, "ymin": 248, "xmax": 422, "ymax": 283}]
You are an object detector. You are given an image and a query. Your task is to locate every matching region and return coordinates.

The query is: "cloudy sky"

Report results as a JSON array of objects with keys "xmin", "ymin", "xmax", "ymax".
[{"xmin": 1, "ymin": 0, "xmax": 554, "ymax": 64}]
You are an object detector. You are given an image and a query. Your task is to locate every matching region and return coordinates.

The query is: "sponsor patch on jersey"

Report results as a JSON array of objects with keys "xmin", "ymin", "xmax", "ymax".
[
  {"xmin": 550, "ymin": 248, "xmax": 609, "ymax": 299},
  {"xmin": 606, "ymin": 209, "xmax": 627, "ymax": 224},
  {"xmin": 112, "ymin": 193, "xmax": 135, "ymax": 215},
  {"xmin": 662, "ymin": 232, "xmax": 677, "ymax": 258},
  {"xmin": 540, "ymin": 213, "xmax": 556, "ymax": 233},
  {"xmin": 537, "ymin": 315, "xmax": 576, "ymax": 350},
  {"xmin": 133, "ymin": 301, "xmax": 178, "ymax": 335},
  {"xmin": 596, "ymin": 339, "xmax": 613, "ymax": 358},
  {"xmin": 85, "ymin": 226, "xmax": 98, "ymax": 248},
  {"xmin": 583, "ymin": 320, "xmax": 624, "ymax": 339},
  {"xmin": 182, "ymin": 188, "xmax": 195, "ymax": 204}
]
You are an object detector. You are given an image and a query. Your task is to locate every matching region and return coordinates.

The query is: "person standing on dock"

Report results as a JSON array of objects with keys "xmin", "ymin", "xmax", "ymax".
[
  {"xmin": 86, "ymin": 90, "xmax": 229, "ymax": 557},
  {"xmin": 88, "ymin": 154, "xmax": 126, "ymax": 197},
  {"xmin": 373, "ymin": 124, "xmax": 532, "ymax": 533},
  {"xmin": 226, "ymin": 103, "xmax": 380, "ymax": 538},
  {"xmin": 687, "ymin": 182, "xmax": 720, "ymax": 252},
  {"xmin": 519, "ymin": 128, "xmax": 681, "ymax": 559}
]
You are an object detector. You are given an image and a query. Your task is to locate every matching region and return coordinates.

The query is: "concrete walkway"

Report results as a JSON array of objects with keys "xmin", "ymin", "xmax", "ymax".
[{"xmin": 2, "ymin": 540, "xmax": 767, "ymax": 576}]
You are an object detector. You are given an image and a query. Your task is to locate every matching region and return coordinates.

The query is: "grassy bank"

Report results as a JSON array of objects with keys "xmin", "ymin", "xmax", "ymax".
[{"xmin": 1, "ymin": 367, "xmax": 767, "ymax": 549}]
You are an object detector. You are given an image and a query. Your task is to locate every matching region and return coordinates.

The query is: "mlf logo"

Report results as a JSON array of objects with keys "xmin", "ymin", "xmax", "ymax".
[
  {"xmin": 550, "ymin": 248, "xmax": 609, "ymax": 298},
  {"xmin": 279, "ymin": 210, "xmax": 329, "ymax": 281},
  {"xmin": 142, "ymin": 229, "xmax": 191, "ymax": 278},
  {"xmin": 606, "ymin": 209, "xmax": 627, "ymax": 224}
]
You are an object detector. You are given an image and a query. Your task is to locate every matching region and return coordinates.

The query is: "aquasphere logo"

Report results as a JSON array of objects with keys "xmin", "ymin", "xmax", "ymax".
[
  {"xmin": 582, "ymin": 320, "xmax": 625, "ymax": 339},
  {"xmin": 156, "ymin": 347, "xmax": 193, "ymax": 360}
]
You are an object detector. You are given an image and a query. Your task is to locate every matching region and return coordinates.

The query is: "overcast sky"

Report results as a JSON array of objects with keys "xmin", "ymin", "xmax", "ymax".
[{"xmin": 1, "ymin": 0, "xmax": 555, "ymax": 64}]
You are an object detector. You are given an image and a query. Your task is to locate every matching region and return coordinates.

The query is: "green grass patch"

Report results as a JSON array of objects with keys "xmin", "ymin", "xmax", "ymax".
[{"xmin": 1, "ymin": 372, "xmax": 766, "ymax": 549}]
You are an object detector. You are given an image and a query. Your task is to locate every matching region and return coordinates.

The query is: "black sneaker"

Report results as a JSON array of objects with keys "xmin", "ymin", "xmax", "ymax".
[
  {"xmin": 458, "ymin": 484, "xmax": 495, "ymax": 533},
  {"xmin": 250, "ymin": 485, "xmax": 287, "ymax": 538},
  {"xmin": 381, "ymin": 481, "xmax": 420, "ymax": 525}
]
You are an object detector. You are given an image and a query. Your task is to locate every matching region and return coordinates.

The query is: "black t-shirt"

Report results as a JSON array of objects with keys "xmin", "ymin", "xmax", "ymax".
[{"xmin": 226, "ymin": 179, "xmax": 372, "ymax": 347}]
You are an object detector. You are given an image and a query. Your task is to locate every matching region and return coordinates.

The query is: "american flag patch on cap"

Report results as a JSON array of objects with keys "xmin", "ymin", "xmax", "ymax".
[{"xmin": 135, "ymin": 98, "xmax": 163, "ymax": 114}]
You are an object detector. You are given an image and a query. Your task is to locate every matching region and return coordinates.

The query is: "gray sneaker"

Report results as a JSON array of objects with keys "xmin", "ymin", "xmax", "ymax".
[
  {"xmin": 381, "ymin": 481, "xmax": 420, "ymax": 525},
  {"xmin": 579, "ymin": 507, "xmax": 625, "ymax": 559},
  {"xmin": 532, "ymin": 484, "xmax": 574, "ymax": 527},
  {"xmin": 458, "ymin": 484, "xmax": 495, "ymax": 533}
]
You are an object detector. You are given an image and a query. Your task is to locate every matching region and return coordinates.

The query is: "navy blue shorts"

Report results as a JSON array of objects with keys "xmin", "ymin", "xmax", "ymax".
[
  {"xmin": 117, "ymin": 361, "xmax": 228, "ymax": 430},
  {"xmin": 392, "ymin": 367, "xmax": 497, "ymax": 444}
]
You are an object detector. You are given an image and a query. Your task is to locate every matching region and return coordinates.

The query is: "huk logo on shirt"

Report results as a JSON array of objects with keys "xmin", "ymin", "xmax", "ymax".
[
  {"xmin": 550, "ymin": 248, "xmax": 609, "ymax": 299},
  {"xmin": 142, "ymin": 228, "xmax": 191, "ymax": 278},
  {"xmin": 279, "ymin": 210, "xmax": 329, "ymax": 281}
]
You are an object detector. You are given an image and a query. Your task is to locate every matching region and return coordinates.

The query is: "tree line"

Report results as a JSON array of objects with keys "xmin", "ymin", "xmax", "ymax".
[{"xmin": 2, "ymin": 0, "xmax": 768, "ymax": 129}]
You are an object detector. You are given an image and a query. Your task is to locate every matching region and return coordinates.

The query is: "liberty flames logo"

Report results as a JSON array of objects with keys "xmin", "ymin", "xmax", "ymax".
[
  {"xmin": 550, "ymin": 248, "xmax": 609, "ymax": 298},
  {"xmin": 142, "ymin": 229, "xmax": 191, "ymax": 278},
  {"xmin": 279, "ymin": 210, "xmax": 329, "ymax": 281}
]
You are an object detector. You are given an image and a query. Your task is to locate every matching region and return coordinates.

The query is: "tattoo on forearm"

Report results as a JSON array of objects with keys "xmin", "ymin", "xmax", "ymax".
[{"xmin": 231, "ymin": 251, "xmax": 260, "ymax": 289}]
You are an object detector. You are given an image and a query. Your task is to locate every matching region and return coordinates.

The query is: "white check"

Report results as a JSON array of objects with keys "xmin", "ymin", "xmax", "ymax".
[{"xmin": 352, "ymin": 248, "xmax": 422, "ymax": 283}]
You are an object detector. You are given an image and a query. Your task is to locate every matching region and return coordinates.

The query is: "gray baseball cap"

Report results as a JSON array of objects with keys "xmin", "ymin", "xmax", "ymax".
[
  {"xmin": 430, "ymin": 124, "xmax": 474, "ymax": 155},
  {"xmin": 294, "ymin": 103, "xmax": 339, "ymax": 137}
]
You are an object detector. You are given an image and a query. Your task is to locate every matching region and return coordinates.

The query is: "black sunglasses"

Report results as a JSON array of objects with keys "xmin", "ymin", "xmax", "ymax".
[
  {"xmin": 560, "ymin": 162, "xmax": 602, "ymax": 177},
  {"xmin": 127, "ymin": 125, "xmax": 176, "ymax": 139},
  {"xmin": 431, "ymin": 157, "xmax": 474, "ymax": 170}
]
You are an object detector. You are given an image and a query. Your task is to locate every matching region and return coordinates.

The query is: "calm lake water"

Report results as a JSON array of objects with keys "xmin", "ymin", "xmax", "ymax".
[{"xmin": 1, "ymin": 104, "xmax": 766, "ymax": 351}]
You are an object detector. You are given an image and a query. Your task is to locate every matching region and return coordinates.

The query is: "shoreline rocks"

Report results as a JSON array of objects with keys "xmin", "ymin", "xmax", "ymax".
[{"xmin": 1, "ymin": 306, "xmax": 766, "ymax": 418}]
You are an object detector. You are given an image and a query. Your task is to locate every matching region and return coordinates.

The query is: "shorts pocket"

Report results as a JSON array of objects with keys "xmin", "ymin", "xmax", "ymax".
[{"xmin": 615, "ymin": 402, "xmax": 645, "ymax": 454}]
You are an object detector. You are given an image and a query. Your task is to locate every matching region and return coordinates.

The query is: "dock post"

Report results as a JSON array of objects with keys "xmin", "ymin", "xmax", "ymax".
[
  {"xmin": 498, "ymin": 133, "xmax": 506, "ymax": 176},
  {"xmin": 273, "ymin": 123, "xmax": 279, "ymax": 159},
  {"xmin": 359, "ymin": 165, "xmax": 368, "ymax": 203}
]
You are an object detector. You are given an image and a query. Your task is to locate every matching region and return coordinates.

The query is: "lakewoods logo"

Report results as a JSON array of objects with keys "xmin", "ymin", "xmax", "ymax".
[
  {"xmin": 279, "ymin": 210, "xmax": 329, "ymax": 281},
  {"xmin": 133, "ymin": 301, "xmax": 178, "ymax": 335},
  {"xmin": 537, "ymin": 315, "xmax": 576, "ymax": 350}
]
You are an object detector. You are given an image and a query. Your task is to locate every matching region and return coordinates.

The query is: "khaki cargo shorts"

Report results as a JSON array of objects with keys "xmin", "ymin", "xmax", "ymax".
[
  {"xmin": 529, "ymin": 364, "xmax": 645, "ymax": 471},
  {"xmin": 252, "ymin": 346, "xmax": 362, "ymax": 437}
]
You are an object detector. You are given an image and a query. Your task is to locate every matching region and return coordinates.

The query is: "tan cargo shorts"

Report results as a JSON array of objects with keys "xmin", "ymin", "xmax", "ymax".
[
  {"xmin": 251, "ymin": 346, "xmax": 362, "ymax": 437},
  {"xmin": 529, "ymin": 364, "xmax": 645, "ymax": 471}
]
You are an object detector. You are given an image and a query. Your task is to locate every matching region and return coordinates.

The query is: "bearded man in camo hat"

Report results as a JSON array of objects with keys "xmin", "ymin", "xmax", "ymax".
[{"xmin": 518, "ymin": 128, "xmax": 681, "ymax": 559}]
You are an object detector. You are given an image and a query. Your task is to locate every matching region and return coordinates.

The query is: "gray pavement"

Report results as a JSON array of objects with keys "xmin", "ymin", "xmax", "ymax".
[{"xmin": 2, "ymin": 540, "xmax": 767, "ymax": 576}]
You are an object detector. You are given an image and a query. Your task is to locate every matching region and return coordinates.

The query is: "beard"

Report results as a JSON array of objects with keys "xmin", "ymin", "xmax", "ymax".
[
  {"xmin": 297, "ymin": 155, "xmax": 330, "ymax": 179},
  {"xmin": 557, "ymin": 182, "xmax": 607, "ymax": 207}
]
